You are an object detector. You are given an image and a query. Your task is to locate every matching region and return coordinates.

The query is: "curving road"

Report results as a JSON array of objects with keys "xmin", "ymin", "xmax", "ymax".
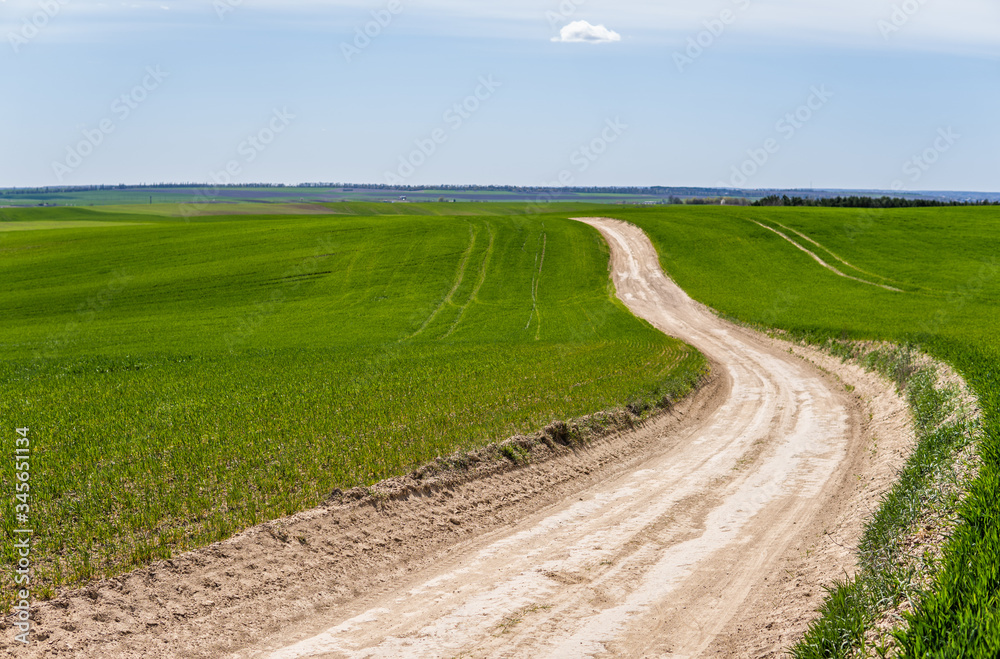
[{"xmin": 248, "ymin": 219, "xmax": 859, "ymax": 658}]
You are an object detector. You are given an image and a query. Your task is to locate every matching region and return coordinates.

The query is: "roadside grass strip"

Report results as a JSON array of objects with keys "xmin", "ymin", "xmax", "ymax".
[{"xmin": 791, "ymin": 342, "xmax": 981, "ymax": 658}]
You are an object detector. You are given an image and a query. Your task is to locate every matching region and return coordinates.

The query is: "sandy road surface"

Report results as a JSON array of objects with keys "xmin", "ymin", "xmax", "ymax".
[{"xmin": 251, "ymin": 219, "xmax": 859, "ymax": 658}]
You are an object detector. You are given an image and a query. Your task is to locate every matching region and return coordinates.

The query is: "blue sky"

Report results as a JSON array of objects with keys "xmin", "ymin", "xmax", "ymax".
[{"xmin": 2, "ymin": 0, "xmax": 998, "ymax": 191}]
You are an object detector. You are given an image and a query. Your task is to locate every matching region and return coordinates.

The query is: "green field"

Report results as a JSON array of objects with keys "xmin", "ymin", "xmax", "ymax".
[
  {"xmin": 0, "ymin": 204, "xmax": 707, "ymax": 604},
  {"xmin": 609, "ymin": 205, "xmax": 1000, "ymax": 657}
]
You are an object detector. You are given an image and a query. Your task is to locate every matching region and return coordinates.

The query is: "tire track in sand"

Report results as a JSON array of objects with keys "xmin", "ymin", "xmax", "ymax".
[
  {"xmin": 748, "ymin": 219, "xmax": 902, "ymax": 292},
  {"xmin": 769, "ymin": 219, "xmax": 904, "ymax": 286},
  {"xmin": 407, "ymin": 223, "xmax": 477, "ymax": 339},
  {"xmin": 524, "ymin": 229, "xmax": 547, "ymax": 338}
]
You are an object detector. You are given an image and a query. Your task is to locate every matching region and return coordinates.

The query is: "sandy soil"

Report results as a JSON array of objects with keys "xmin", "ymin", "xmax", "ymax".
[{"xmin": 2, "ymin": 219, "xmax": 916, "ymax": 659}]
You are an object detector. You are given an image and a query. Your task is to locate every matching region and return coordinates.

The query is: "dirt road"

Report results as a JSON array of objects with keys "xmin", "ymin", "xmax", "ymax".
[
  {"xmin": 247, "ymin": 219, "xmax": 865, "ymax": 658},
  {"xmin": 10, "ymin": 219, "xmax": 911, "ymax": 659}
]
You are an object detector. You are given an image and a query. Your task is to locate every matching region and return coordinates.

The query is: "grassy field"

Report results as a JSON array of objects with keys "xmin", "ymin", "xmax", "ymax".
[
  {"xmin": 0, "ymin": 204, "xmax": 707, "ymax": 606},
  {"xmin": 611, "ymin": 205, "xmax": 1000, "ymax": 657}
]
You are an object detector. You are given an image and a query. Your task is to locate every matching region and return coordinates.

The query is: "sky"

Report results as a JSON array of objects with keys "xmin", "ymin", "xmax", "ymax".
[{"xmin": 2, "ymin": 0, "xmax": 998, "ymax": 192}]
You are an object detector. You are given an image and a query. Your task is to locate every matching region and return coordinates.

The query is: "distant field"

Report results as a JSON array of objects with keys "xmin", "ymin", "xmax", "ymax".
[
  {"xmin": 0, "ymin": 220, "xmax": 151, "ymax": 232},
  {"xmin": 0, "ymin": 186, "xmax": 672, "ymax": 208},
  {"xmin": 95, "ymin": 202, "xmax": 341, "ymax": 217},
  {"xmin": 65, "ymin": 200, "xmax": 614, "ymax": 218},
  {"xmin": 613, "ymin": 205, "xmax": 1000, "ymax": 657},
  {"xmin": 0, "ymin": 204, "xmax": 706, "ymax": 605}
]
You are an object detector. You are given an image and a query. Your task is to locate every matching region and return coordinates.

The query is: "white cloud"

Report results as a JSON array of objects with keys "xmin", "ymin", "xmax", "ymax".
[{"xmin": 552, "ymin": 20, "xmax": 622, "ymax": 44}]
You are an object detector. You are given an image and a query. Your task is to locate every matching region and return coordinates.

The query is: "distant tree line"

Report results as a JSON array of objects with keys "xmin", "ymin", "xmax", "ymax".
[
  {"xmin": 304, "ymin": 183, "xmax": 754, "ymax": 197},
  {"xmin": 0, "ymin": 183, "xmax": 291, "ymax": 196},
  {"xmin": 686, "ymin": 197, "xmax": 751, "ymax": 206},
  {"xmin": 752, "ymin": 195, "xmax": 1000, "ymax": 208}
]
